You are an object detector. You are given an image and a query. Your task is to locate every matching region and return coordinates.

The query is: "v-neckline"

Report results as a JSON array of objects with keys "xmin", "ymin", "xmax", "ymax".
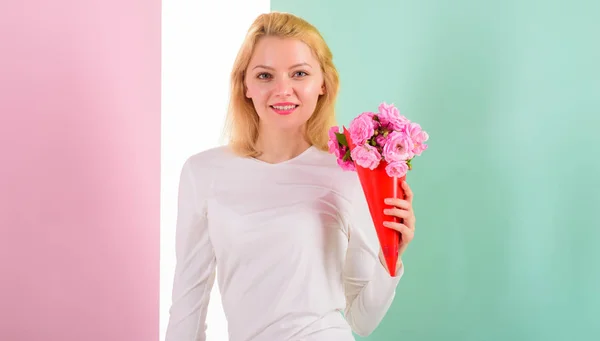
[{"xmin": 249, "ymin": 145, "xmax": 316, "ymax": 166}]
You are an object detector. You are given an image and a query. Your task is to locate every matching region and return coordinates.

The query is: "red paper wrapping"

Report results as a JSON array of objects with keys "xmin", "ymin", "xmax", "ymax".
[{"xmin": 343, "ymin": 127, "xmax": 405, "ymax": 276}]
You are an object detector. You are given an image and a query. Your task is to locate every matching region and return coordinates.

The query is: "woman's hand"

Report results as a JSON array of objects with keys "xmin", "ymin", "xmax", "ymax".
[{"xmin": 379, "ymin": 180, "xmax": 416, "ymax": 272}]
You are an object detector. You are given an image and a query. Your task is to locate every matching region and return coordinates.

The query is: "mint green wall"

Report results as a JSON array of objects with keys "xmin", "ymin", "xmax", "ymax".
[{"xmin": 272, "ymin": 1, "xmax": 599, "ymax": 340}]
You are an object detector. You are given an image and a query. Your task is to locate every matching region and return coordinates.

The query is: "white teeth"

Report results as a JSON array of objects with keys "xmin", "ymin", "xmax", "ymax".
[{"xmin": 272, "ymin": 105, "xmax": 296, "ymax": 110}]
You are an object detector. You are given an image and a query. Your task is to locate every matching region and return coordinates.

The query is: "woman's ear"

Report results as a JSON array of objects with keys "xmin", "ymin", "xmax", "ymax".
[{"xmin": 320, "ymin": 83, "xmax": 326, "ymax": 95}]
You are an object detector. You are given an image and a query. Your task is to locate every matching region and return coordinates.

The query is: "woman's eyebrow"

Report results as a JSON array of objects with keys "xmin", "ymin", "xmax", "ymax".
[{"xmin": 252, "ymin": 62, "xmax": 312, "ymax": 70}]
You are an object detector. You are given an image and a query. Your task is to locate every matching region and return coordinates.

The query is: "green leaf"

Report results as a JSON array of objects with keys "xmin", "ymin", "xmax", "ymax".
[
  {"xmin": 335, "ymin": 132, "xmax": 348, "ymax": 146},
  {"xmin": 343, "ymin": 149, "xmax": 351, "ymax": 161}
]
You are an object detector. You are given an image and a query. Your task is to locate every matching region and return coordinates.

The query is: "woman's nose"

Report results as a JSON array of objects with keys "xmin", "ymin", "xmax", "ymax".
[{"xmin": 274, "ymin": 77, "xmax": 292, "ymax": 96}]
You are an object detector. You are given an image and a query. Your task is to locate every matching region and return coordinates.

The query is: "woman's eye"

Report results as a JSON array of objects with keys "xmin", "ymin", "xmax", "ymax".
[
  {"xmin": 257, "ymin": 73, "xmax": 271, "ymax": 79},
  {"xmin": 294, "ymin": 71, "xmax": 308, "ymax": 77}
]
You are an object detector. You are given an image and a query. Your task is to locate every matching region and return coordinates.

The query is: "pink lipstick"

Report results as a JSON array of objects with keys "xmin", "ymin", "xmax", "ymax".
[{"xmin": 270, "ymin": 102, "xmax": 299, "ymax": 115}]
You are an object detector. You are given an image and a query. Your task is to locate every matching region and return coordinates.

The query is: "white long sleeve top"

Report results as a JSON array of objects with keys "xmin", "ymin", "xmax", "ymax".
[{"xmin": 165, "ymin": 145, "xmax": 404, "ymax": 341}]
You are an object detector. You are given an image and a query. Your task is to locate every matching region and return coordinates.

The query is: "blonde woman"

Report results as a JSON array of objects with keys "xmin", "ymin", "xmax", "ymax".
[{"xmin": 165, "ymin": 11, "xmax": 416, "ymax": 341}]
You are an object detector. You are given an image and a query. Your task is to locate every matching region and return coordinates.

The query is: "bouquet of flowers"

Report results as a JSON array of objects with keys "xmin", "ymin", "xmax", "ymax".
[
  {"xmin": 328, "ymin": 102, "xmax": 429, "ymax": 177},
  {"xmin": 328, "ymin": 102, "xmax": 429, "ymax": 276}
]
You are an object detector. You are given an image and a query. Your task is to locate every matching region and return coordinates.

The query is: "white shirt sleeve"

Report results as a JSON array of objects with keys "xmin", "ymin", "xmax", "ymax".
[
  {"xmin": 165, "ymin": 159, "xmax": 217, "ymax": 341},
  {"xmin": 342, "ymin": 180, "xmax": 404, "ymax": 337}
]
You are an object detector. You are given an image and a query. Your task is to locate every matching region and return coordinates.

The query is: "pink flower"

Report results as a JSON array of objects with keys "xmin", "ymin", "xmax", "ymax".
[
  {"xmin": 375, "ymin": 133, "xmax": 389, "ymax": 147},
  {"xmin": 377, "ymin": 102, "xmax": 410, "ymax": 131},
  {"xmin": 328, "ymin": 126, "xmax": 341, "ymax": 157},
  {"xmin": 361, "ymin": 111, "xmax": 376, "ymax": 119},
  {"xmin": 337, "ymin": 157, "xmax": 356, "ymax": 171},
  {"xmin": 406, "ymin": 122, "xmax": 429, "ymax": 156},
  {"xmin": 385, "ymin": 160, "xmax": 409, "ymax": 178},
  {"xmin": 348, "ymin": 112, "xmax": 375, "ymax": 146},
  {"xmin": 382, "ymin": 131, "xmax": 414, "ymax": 162},
  {"xmin": 350, "ymin": 144, "xmax": 381, "ymax": 170}
]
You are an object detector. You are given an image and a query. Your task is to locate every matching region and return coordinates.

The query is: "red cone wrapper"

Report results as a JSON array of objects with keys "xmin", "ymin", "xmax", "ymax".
[{"xmin": 343, "ymin": 127, "xmax": 405, "ymax": 277}]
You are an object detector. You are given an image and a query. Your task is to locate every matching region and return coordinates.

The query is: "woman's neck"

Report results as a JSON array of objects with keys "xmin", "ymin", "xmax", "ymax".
[{"xmin": 254, "ymin": 127, "xmax": 311, "ymax": 164}]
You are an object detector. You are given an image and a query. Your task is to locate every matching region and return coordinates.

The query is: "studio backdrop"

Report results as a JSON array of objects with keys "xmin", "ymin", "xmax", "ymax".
[{"xmin": 1, "ymin": 0, "xmax": 598, "ymax": 340}]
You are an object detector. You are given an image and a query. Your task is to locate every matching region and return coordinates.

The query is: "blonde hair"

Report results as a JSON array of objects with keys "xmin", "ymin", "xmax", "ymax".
[{"xmin": 223, "ymin": 11, "xmax": 340, "ymax": 158}]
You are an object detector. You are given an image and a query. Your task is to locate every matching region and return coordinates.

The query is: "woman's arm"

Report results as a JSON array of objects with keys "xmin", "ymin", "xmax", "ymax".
[
  {"xmin": 342, "ymin": 181, "xmax": 404, "ymax": 337},
  {"xmin": 165, "ymin": 158, "xmax": 216, "ymax": 341}
]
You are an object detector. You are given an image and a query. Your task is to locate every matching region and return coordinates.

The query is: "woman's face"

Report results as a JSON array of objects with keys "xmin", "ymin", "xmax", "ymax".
[{"xmin": 245, "ymin": 36, "xmax": 325, "ymax": 134}]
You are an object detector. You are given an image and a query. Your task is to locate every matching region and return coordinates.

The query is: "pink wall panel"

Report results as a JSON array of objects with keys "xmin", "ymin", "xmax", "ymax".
[{"xmin": 0, "ymin": 1, "xmax": 161, "ymax": 340}]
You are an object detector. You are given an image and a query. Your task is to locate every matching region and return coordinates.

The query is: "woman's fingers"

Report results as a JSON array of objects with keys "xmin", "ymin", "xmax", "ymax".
[
  {"xmin": 384, "ymin": 198, "xmax": 411, "ymax": 210},
  {"xmin": 382, "ymin": 221, "xmax": 414, "ymax": 241},
  {"xmin": 383, "ymin": 207, "xmax": 412, "ymax": 219}
]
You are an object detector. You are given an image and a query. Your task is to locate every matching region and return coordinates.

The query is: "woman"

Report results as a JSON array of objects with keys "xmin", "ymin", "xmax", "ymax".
[{"xmin": 165, "ymin": 11, "xmax": 416, "ymax": 341}]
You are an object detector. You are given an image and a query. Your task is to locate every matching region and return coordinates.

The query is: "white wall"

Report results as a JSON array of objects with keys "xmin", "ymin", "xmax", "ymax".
[{"xmin": 161, "ymin": 1, "xmax": 270, "ymax": 340}]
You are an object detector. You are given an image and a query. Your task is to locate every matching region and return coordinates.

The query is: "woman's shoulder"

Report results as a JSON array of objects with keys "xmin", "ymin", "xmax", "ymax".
[
  {"xmin": 186, "ymin": 145, "xmax": 232, "ymax": 164},
  {"xmin": 182, "ymin": 145, "xmax": 238, "ymax": 179},
  {"xmin": 308, "ymin": 147, "xmax": 363, "ymax": 196}
]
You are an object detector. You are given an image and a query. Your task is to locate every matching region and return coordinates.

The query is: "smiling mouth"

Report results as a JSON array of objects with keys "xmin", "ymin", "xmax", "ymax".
[{"xmin": 270, "ymin": 104, "xmax": 299, "ymax": 115}]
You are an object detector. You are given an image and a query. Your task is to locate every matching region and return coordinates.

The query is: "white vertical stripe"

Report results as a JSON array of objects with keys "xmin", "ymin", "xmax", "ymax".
[{"xmin": 161, "ymin": 1, "xmax": 270, "ymax": 340}]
